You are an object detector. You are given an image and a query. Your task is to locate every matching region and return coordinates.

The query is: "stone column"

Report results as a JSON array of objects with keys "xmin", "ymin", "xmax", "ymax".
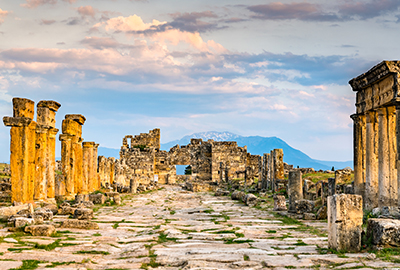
[
  {"xmin": 396, "ymin": 103, "xmax": 400, "ymax": 207},
  {"xmin": 3, "ymin": 98, "xmax": 37, "ymax": 203},
  {"xmin": 378, "ymin": 107, "xmax": 390, "ymax": 207},
  {"xmin": 93, "ymin": 144, "xmax": 99, "ymax": 191},
  {"xmin": 59, "ymin": 114, "xmax": 85, "ymax": 199},
  {"xmin": 365, "ymin": 111, "xmax": 379, "ymax": 210},
  {"xmin": 328, "ymin": 177, "xmax": 336, "ymax": 197},
  {"xmin": 34, "ymin": 100, "xmax": 61, "ymax": 201},
  {"xmin": 47, "ymin": 128, "xmax": 59, "ymax": 200},
  {"xmin": 387, "ymin": 106, "xmax": 398, "ymax": 206},
  {"xmin": 261, "ymin": 153, "xmax": 268, "ymax": 189},
  {"xmin": 351, "ymin": 114, "xmax": 366, "ymax": 198},
  {"xmin": 109, "ymin": 157, "xmax": 115, "ymax": 185},
  {"xmin": 328, "ymin": 194, "xmax": 363, "ymax": 252},
  {"xmin": 273, "ymin": 149, "xmax": 284, "ymax": 192},
  {"xmin": 268, "ymin": 152, "xmax": 273, "ymax": 191},
  {"xmin": 82, "ymin": 142, "xmax": 93, "ymax": 194},
  {"xmin": 288, "ymin": 170, "xmax": 302, "ymax": 212}
]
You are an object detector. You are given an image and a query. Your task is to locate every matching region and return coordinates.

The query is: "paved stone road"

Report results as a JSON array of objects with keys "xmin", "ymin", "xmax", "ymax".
[{"xmin": 0, "ymin": 186, "xmax": 398, "ymax": 269}]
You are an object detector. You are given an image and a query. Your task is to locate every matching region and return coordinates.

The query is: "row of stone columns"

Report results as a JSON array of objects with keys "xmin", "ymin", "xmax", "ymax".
[
  {"xmin": 3, "ymin": 98, "xmax": 101, "ymax": 203},
  {"xmin": 260, "ymin": 149, "xmax": 284, "ymax": 191},
  {"xmin": 3, "ymin": 98, "xmax": 61, "ymax": 203},
  {"xmin": 352, "ymin": 106, "xmax": 399, "ymax": 210}
]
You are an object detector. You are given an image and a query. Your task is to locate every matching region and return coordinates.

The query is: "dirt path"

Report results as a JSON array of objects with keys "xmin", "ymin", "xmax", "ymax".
[{"xmin": 0, "ymin": 186, "xmax": 396, "ymax": 269}]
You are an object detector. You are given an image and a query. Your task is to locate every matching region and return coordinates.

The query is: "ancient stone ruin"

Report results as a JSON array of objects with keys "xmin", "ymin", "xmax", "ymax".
[
  {"xmin": 3, "ymin": 98, "xmax": 100, "ymax": 204},
  {"xmin": 350, "ymin": 60, "xmax": 400, "ymax": 210}
]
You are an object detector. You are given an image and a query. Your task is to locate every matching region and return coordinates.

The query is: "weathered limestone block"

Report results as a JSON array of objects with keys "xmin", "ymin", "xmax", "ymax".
[
  {"xmin": 25, "ymin": 224, "xmax": 56, "ymax": 236},
  {"xmin": 328, "ymin": 177, "xmax": 336, "ymax": 197},
  {"xmin": 74, "ymin": 208, "xmax": 93, "ymax": 220},
  {"xmin": 60, "ymin": 219, "xmax": 99, "ymax": 230},
  {"xmin": 288, "ymin": 170, "xmax": 302, "ymax": 212},
  {"xmin": 328, "ymin": 194, "xmax": 363, "ymax": 252},
  {"xmin": 33, "ymin": 208, "xmax": 53, "ymax": 221},
  {"xmin": 58, "ymin": 206, "xmax": 77, "ymax": 215},
  {"xmin": 113, "ymin": 195, "xmax": 121, "ymax": 205},
  {"xmin": 12, "ymin": 217, "xmax": 35, "ymax": 227},
  {"xmin": 316, "ymin": 205, "xmax": 327, "ymax": 220},
  {"xmin": 367, "ymin": 218, "xmax": 400, "ymax": 247},
  {"xmin": 75, "ymin": 194, "xmax": 89, "ymax": 203},
  {"xmin": 231, "ymin": 190, "xmax": 245, "ymax": 201},
  {"xmin": 244, "ymin": 193, "xmax": 258, "ymax": 207},
  {"xmin": 215, "ymin": 189, "xmax": 230, "ymax": 196},
  {"xmin": 273, "ymin": 194, "xmax": 287, "ymax": 211},
  {"xmin": 294, "ymin": 199, "xmax": 315, "ymax": 214},
  {"xmin": 89, "ymin": 193, "xmax": 105, "ymax": 204},
  {"xmin": 3, "ymin": 98, "xmax": 37, "ymax": 203},
  {"xmin": 304, "ymin": 213, "xmax": 316, "ymax": 220},
  {"xmin": 0, "ymin": 203, "xmax": 33, "ymax": 218}
]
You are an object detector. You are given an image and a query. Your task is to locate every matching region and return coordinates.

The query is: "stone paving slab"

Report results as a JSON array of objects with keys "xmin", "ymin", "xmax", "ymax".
[{"xmin": 0, "ymin": 186, "xmax": 397, "ymax": 269}]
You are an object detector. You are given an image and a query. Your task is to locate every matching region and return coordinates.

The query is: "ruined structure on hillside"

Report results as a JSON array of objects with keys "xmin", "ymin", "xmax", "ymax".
[{"xmin": 350, "ymin": 61, "xmax": 400, "ymax": 210}]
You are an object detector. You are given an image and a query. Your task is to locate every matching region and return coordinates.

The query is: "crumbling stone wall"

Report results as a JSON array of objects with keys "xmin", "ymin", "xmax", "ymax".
[
  {"xmin": 122, "ymin": 128, "xmax": 160, "ymax": 150},
  {"xmin": 210, "ymin": 141, "xmax": 247, "ymax": 183},
  {"xmin": 98, "ymin": 156, "xmax": 115, "ymax": 187},
  {"xmin": 246, "ymin": 153, "xmax": 261, "ymax": 183},
  {"xmin": 155, "ymin": 150, "xmax": 176, "ymax": 184}
]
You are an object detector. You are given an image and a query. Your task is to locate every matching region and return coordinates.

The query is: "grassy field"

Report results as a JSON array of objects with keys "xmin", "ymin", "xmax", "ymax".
[{"xmin": 303, "ymin": 171, "xmax": 354, "ymax": 185}]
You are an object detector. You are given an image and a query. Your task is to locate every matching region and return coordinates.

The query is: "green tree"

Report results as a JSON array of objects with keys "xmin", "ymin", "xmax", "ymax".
[{"xmin": 184, "ymin": 165, "xmax": 192, "ymax": 175}]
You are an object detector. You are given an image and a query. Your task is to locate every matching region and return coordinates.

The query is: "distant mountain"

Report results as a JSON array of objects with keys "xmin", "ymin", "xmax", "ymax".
[{"xmin": 160, "ymin": 131, "xmax": 352, "ymax": 170}]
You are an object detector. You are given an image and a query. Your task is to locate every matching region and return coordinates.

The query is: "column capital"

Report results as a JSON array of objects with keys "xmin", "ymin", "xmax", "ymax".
[
  {"xmin": 3, "ymin": 116, "xmax": 34, "ymax": 127},
  {"xmin": 83, "ymin": 141, "xmax": 95, "ymax": 148}
]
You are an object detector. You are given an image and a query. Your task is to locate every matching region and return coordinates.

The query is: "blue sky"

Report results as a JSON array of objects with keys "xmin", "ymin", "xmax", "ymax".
[{"xmin": 1, "ymin": 0, "xmax": 399, "ymax": 162}]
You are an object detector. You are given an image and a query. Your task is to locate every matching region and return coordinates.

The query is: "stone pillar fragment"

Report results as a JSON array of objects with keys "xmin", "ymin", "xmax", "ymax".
[
  {"xmin": 328, "ymin": 194, "xmax": 363, "ymax": 252},
  {"xmin": 378, "ymin": 108, "xmax": 390, "ymax": 207},
  {"xmin": 288, "ymin": 170, "xmax": 302, "ymax": 212},
  {"xmin": 387, "ymin": 106, "xmax": 398, "ymax": 206},
  {"xmin": 351, "ymin": 114, "xmax": 366, "ymax": 198},
  {"xmin": 34, "ymin": 100, "xmax": 61, "ymax": 201},
  {"xmin": 365, "ymin": 111, "xmax": 379, "ymax": 210},
  {"xmin": 93, "ymin": 144, "xmax": 99, "ymax": 191},
  {"xmin": 328, "ymin": 177, "xmax": 336, "ymax": 197},
  {"xmin": 83, "ymin": 142, "xmax": 94, "ymax": 194},
  {"xmin": 59, "ymin": 114, "xmax": 86, "ymax": 199},
  {"xmin": 3, "ymin": 98, "xmax": 37, "ymax": 203}
]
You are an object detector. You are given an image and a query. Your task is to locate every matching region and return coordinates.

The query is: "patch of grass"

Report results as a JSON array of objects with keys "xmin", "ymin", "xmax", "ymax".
[
  {"xmin": 10, "ymin": 260, "xmax": 47, "ymax": 270},
  {"xmin": 74, "ymin": 250, "xmax": 110, "ymax": 255},
  {"xmin": 285, "ymin": 266, "xmax": 296, "ymax": 269},
  {"xmin": 32, "ymin": 239, "xmax": 61, "ymax": 251},
  {"xmin": 7, "ymin": 247, "xmax": 33, "ymax": 253},
  {"xmin": 372, "ymin": 248, "xmax": 400, "ymax": 263},
  {"xmin": 243, "ymin": 254, "xmax": 249, "ymax": 261},
  {"xmin": 157, "ymin": 232, "xmax": 177, "ymax": 243},
  {"xmin": 266, "ymin": 230, "xmax": 277, "ymax": 233},
  {"xmin": 235, "ymin": 232, "xmax": 245, "ymax": 238},
  {"xmin": 45, "ymin": 261, "xmax": 76, "ymax": 268},
  {"xmin": 93, "ymin": 233, "xmax": 102, "ymax": 236},
  {"xmin": 169, "ymin": 210, "xmax": 176, "ymax": 215},
  {"xmin": 224, "ymin": 238, "xmax": 254, "ymax": 244},
  {"xmin": 203, "ymin": 209, "xmax": 214, "ymax": 214},
  {"xmin": 212, "ymin": 230, "xmax": 236, "ymax": 234},
  {"xmin": 294, "ymin": 240, "xmax": 308, "ymax": 246}
]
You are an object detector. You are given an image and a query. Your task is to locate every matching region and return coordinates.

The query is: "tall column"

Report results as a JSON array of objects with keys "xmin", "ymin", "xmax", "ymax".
[
  {"xmin": 288, "ymin": 170, "xmax": 302, "ymax": 212},
  {"xmin": 378, "ymin": 107, "xmax": 390, "ymax": 207},
  {"xmin": 82, "ymin": 142, "xmax": 93, "ymax": 194},
  {"xmin": 3, "ymin": 98, "xmax": 37, "ymax": 203},
  {"xmin": 351, "ymin": 114, "xmax": 366, "ymax": 197},
  {"xmin": 396, "ymin": 103, "xmax": 400, "ymax": 207},
  {"xmin": 365, "ymin": 111, "xmax": 379, "ymax": 210},
  {"xmin": 34, "ymin": 100, "xmax": 61, "ymax": 201},
  {"xmin": 267, "ymin": 152, "xmax": 273, "ymax": 191},
  {"xmin": 93, "ymin": 143, "xmax": 99, "ymax": 191},
  {"xmin": 47, "ymin": 128, "xmax": 59, "ymax": 199},
  {"xmin": 261, "ymin": 153, "xmax": 268, "ymax": 189},
  {"xmin": 387, "ymin": 106, "xmax": 398, "ymax": 206},
  {"xmin": 59, "ymin": 114, "xmax": 85, "ymax": 199}
]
